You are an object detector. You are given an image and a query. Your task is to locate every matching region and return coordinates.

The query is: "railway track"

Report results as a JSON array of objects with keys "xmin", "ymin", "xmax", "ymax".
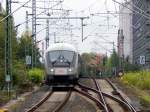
[
  {"xmin": 22, "ymin": 78, "xmax": 137, "ymax": 112},
  {"xmin": 25, "ymin": 90, "xmax": 72, "ymax": 112},
  {"xmin": 77, "ymin": 78, "xmax": 137, "ymax": 112}
]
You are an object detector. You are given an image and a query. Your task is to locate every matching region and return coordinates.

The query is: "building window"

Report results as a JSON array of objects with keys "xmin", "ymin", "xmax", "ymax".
[
  {"xmin": 146, "ymin": 10, "xmax": 150, "ymax": 14},
  {"xmin": 146, "ymin": 20, "xmax": 150, "ymax": 26}
]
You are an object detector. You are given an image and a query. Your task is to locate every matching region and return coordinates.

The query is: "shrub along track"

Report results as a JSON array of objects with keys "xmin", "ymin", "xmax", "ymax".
[{"xmin": 76, "ymin": 78, "xmax": 137, "ymax": 112}]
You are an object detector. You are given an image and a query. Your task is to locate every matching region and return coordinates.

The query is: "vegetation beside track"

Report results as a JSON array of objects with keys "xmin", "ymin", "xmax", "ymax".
[
  {"xmin": 121, "ymin": 71, "xmax": 150, "ymax": 107},
  {"xmin": 28, "ymin": 68, "xmax": 44, "ymax": 84},
  {"xmin": 0, "ymin": 11, "xmax": 44, "ymax": 106}
]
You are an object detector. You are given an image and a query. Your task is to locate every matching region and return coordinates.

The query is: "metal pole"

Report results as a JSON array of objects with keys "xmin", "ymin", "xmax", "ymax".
[
  {"xmin": 26, "ymin": 11, "xmax": 29, "ymax": 34},
  {"xmin": 81, "ymin": 18, "xmax": 83, "ymax": 42},
  {"xmin": 45, "ymin": 19, "xmax": 49, "ymax": 49},
  {"xmin": 42, "ymin": 42, "xmax": 44, "ymax": 63},
  {"xmin": 5, "ymin": 0, "xmax": 12, "ymax": 94},
  {"xmin": 113, "ymin": 41, "xmax": 115, "ymax": 51},
  {"xmin": 32, "ymin": 0, "xmax": 36, "ymax": 67},
  {"xmin": 54, "ymin": 32, "xmax": 56, "ymax": 43}
]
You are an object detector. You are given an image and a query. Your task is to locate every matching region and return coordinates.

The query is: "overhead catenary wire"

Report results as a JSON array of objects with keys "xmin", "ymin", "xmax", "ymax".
[
  {"xmin": 92, "ymin": 41, "xmax": 113, "ymax": 53},
  {"xmin": 14, "ymin": 1, "xmax": 63, "ymax": 29},
  {"xmin": 15, "ymin": 2, "xmax": 67, "ymax": 10},
  {"xmin": 114, "ymin": 0, "xmax": 118, "ymax": 13},
  {"xmin": 123, "ymin": 0, "xmax": 147, "ymax": 15},
  {"xmin": 96, "ymin": 35, "xmax": 118, "ymax": 47},
  {"xmin": 82, "ymin": 23, "xmax": 118, "ymax": 41},
  {"xmin": 0, "ymin": 0, "xmax": 32, "ymax": 22},
  {"xmin": 31, "ymin": 27, "xmax": 47, "ymax": 37},
  {"xmin": 111, "ymin": 0, "xmax": 150, "ymax": 21},
  {"xmin": 123, "ymin": 0, "xmax": 150, "ymax": 26},
  {"xmin": 62, "ymin": 0, "xmax": 99, "ymax": 15},
  {"xmin": 87, "ymin": 34, "xmax": 117, "ymax": 48}
]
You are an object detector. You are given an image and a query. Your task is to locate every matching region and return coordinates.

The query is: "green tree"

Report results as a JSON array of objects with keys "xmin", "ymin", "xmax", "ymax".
[
  {"xmin": 123, "ymin": 61, "xmax": 140, "ymax": 72},
  {"xmin": 0, "ymin": 16, "xmax": 6, "ymax": 86},
  {"xmin": 16, "ymin": 31, "xmax": 41, "ymax": 68},
  {"xmin": 102, "ymin": 55, "xmax": 108, "ymax": 67},
  {"xmin": 103, "ymin": 50, "xmax": 120, "ymax": 76},
  {"xmin": 110, "ymin": 50, "xmax": 119, "ymax": 68},
  {"xmin": 81, "ymin": 53, "xmax": 98, "ymax": 75},
  {"xmin": 0, "ymin": 14, "xmax": 18, "ymax": 86}
]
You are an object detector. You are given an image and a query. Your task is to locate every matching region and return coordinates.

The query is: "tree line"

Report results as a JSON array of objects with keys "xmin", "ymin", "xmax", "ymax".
[
  {"xmin": 0, "ymin": 13, "xmax": 42, "ymax": 90},
  {"xmin": 81, "ymin": 50, "xmax": 140, "ymax": 77}
]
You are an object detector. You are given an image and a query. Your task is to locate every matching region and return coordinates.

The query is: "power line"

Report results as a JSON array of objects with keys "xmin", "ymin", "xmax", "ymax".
[
  {"xmin": 114, "ymin": 0, "xmax": 118, "ymax": 12},
  {"xmin": 124, "ymin": 0, "xmax": 149, "ymax": 17},
  {"xmin": 112, "ymin": 0, "xmax": 150, "ymax": 21},
  {"xmin": 93, "ymin": 41, "xmax": 113, "ymax": 53},
  {"xmin": 31, "ymin": 26, "xmax": 47, "ymax": 37},
  {"xmin": 0, "ymin": 0, "xmax": 32, "ymax": 22},
  {"xmin": 96, "ymin": 35, "xmax": 117, "ymax": 47},
  {"xmin": 91, "ymin": 12, "xmax": 132, "ymax": 15},
  {"xmin": 15, "ymin": 2, "xmax": 69, "ymax": 10},
  {"xmin": 15, "ymin": 10, "xmax": 46, "ymax": 29},
  {"xmin": 36, "ymin": 17, "xmax": 89, "ymax": 19},
  {"xmin": 14, "ymin": 1, "xmax": 63, "ymax": 29},
  {"xmin": 123, "ymin": 0, "xmax": 150, "ymax": 26}
]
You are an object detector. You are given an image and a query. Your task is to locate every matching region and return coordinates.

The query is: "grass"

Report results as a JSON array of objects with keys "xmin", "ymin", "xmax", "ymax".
[
  {"xmin": 0, "ymin": 90, "xmax": 15, "ymax": 106},
  {"xmin": 140, "ymin": 95, "xmax": 150, "ymax": 107},
  {"xmin": 121, "ymin": 70, "xmax": 150, "ymax": 90},
  {"xmin": 121, "ymin": 70, "xmax": 150, "ymax": 107}
]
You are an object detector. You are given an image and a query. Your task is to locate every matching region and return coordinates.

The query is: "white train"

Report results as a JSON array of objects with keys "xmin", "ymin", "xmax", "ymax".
[{"xmin": 44, "ymin": 43, "xmax": 82, "ymax": 85}]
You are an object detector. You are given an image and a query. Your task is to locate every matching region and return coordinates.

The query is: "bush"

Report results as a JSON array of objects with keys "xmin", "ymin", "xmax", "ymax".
[
  {"xmin": 12, "ymin": 61, "xmax": 28, "ymax": 85},
  {"xmin": 0, "ymin": 67, "xmax": 5, "ymax": 88},
  {"xmin": 124, "ymin": 61, "xmax": 140, "ymax": 72},
  {"xmin": 140, "ymin": 95, "xmax": 150, "ymax": 107},
  {"xmin": 121, "ymin": 70, "xmax": 150, "ymax": 107},
  {"xmin": 28, "ymin": 68, "xmax": 44, "ymax": 84},
  {"xmin": 121, "ymin": 71, "xmax": 150, "ymax": 90}
]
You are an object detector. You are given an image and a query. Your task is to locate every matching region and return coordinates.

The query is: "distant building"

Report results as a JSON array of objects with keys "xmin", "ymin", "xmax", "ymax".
[
  {"xmin": 118, "ymin": 1, "xmax": 133, "ymax": 63},
  {"xmin": 132, "ymin": 0, "xmax": 150, "ymax": 68}
]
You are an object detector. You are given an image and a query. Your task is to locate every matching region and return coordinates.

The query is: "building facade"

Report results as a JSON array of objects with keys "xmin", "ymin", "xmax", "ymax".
[
  {"xmin": 118, "ymin": 1, "xmax": 133, "ymax": 63},
  {"xmin": 118, "ymin": 29, "xmax": 124, "ymax": 58},
  {"xmin": 132, "ymin": 0, "xmax": 150, "ymax": 68}
]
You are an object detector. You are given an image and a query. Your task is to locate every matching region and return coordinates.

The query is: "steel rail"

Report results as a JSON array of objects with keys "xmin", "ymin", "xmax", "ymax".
[
  {"xmin": 93, "ymin": 78, "xmax": 111, "ymax": 112},
  {"xmin": 106, "ymin": 78, "xmax": 137, "ymax": 112},
  {"xmin": 73, "ymin": 87, "xmax": 105, "ymax": 110},
  {"xmin": 52, "ymin": 90, "xmax": 72, "ymax": 112},
  {"xmin": 77, "ymin": 82, "xmax": 136, "ymax": 112},
  {"xmin": 25, "ymin": 91, "xmax": 53, "ymax": 112}
]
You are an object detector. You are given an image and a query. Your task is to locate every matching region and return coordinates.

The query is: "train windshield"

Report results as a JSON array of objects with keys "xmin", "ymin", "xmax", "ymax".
[{"xmin": 48, "ymin": 50, "xmax": 75, "ymax": 63}]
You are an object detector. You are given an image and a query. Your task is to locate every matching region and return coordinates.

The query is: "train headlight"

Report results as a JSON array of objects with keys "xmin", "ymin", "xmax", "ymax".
[
  {"xmin": 68, "ymin": 68, "xmax": 73, "ymax": 72},
  {"xmin": 68, "ymin": 68, "xmax": 75, "ymax": 74},
  {"xmin": 50, "ymin": 68, "xmax": 54, "ymax": 73}
]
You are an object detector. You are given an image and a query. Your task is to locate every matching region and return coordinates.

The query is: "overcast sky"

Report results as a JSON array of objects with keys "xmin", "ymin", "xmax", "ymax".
[{"xmin": 1, "ymin": 0, "xmax": 124, "ymax": 55}]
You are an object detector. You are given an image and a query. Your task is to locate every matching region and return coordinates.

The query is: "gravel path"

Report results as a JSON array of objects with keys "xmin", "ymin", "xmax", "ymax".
[
  {"xmin": 19, "ymin": 86, "xmax": 50, "ymax": 112},
  {"xmin": 60, "ymin": 92, "xmax": 97, "ymax": 112}
]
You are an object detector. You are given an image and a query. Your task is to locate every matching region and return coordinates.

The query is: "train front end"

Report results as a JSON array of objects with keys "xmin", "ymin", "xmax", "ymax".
[{"xmin": 44, "ymin": 43, "xmax": 79, "ymax": 85}]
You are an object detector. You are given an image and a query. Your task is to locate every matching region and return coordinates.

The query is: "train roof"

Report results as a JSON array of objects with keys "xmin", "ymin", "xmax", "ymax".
[{"xmin": 45, "ymin": 43, "xmax": 77, "ymax": 53}]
